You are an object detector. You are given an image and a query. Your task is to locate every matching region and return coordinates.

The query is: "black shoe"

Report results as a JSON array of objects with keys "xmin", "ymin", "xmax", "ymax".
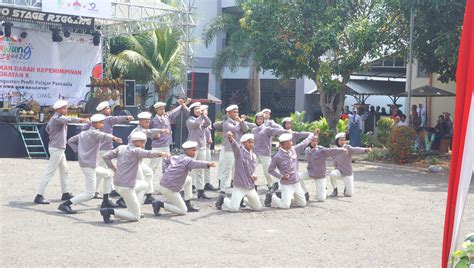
[
  {"xmin": 58, "ymin": 203, "xmax": 76, "ymax": 214},
  {"xmin": 204, "ymin": 183, "xmax": 218, "ymax": 191},
  {"xmin": 144, "ymin": 194, "xmax": 155, "ymax": 205},
  {"xmin": 116, "ymin": 198, "xmax": 127, "ymax": 208},
  {"xmin": 329, "ymin": 188, "xmax": 338, "ymax": 197},
  {"xmin": 240, "ymin": 199, "xmax": 246, "ymax": 208},
  {"xmin": 275, "ymin": 191, "xmax": 282, "ymax": 199},
  {"xmin": 305, "ymin": 192, "xmax": 310, "ymax": 201},
  {"xmin": 192, "ymin": 185, "xmax": 197, "ymax": 193},
  {"xmin": 100, "ymin": 208, "xmax": 113, "ymax": 224},
  {"xmin": 34, "ymin": 194, "xmax": 50, "ymax": 204},
  {"xmin": 101, "ymin": 199, "xmax": 119, "ymax": 209},
  {"xmin": 215, "ymin": 194, "xmax": 224, "ymax": 210},
  {"xmin": 185, "ymin": 200, "xmax": 199, "ymax": 212},
  {"xmin": 272, "ymin": 182, "xmax": 279, "ymax": 192},
  {"xmin": 152, "ymin": 200, "xmax": 163, "ymax": 216},
  {"xmin": 197, "ymin": 190, "xmax": 211, "ymax": 200},
  {"xmin": 92, "ymin": 192, "xmax": 102, "ymax": 199},
  {"xmin": 61, "ymin": 192, "xmax": 74, "ymax": 201},
  {"xmin": 110, "ymin": 190, "xmax": 121, "ymax": 198},
  {"xmin": 264, "ymin": 192, "xmax": 272, "ymax": 207}
]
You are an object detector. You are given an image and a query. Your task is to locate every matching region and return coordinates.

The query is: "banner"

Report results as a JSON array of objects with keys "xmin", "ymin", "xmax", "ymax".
[
  {"xmin": 0, "ymin": 6, "xmax": 95, "ymax": 31},
  {"xmin": 42, "ymin": 0, "xmax": 112, "ymax": 19},
  {"xmin": 0, "ymin": 28, "xmax": 102, "ymax": 106}
]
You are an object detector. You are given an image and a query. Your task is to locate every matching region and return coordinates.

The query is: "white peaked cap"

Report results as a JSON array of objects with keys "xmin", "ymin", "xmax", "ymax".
[
  {"xmin": 182, "ymin": 141, "xmax": 198, "ymax": 149},
  {"xmin": 226, "ymin": 104, "xmax": 238, "ymax": 112},
  {"xmin": 240, "ymin": 134, "xmax": 254, "ymax": 143},
  {"xmin": 255, "ymin": 112, "xmax": 264, "ymax": 117},
  {"xmin": 53, "ymin": 100, "xmax": 68, "ymax": 109},
  {"xmin": 153, "ymin": 102, "xmax": 166, "ymax": 108},
  {"xmin": 96, "ymin": 101, "xmax": 110, "ymax": 111},
  {"xmin": 281, "ymin": 117, "xmax": 292, "ymax": 123},
  {"xmin": 201, "ymin": 105, "xmax": 208, "ymax": 110},
  {"xmin": 137, "ymin": 112, "xmax": 152, "ymax": 119},
  {"xmin": 90, "ymin": 113, "xmax": 106, "ymax": 122},
  {"xmin": 278, "ymin": 133, "xmax": 293, "ymax": 142},
  {"xmin": 189, "ymin": 102, "xmax": 201, "ymax": 109},
  {"xmin": 131, "ymin": 131, "xmax": 147, "ymax": 141},
  {"xmin": 261, "ymin": 108, "xmax": 271, "ymax": 113},
  {"xmin": 335, "ymin": 132, "xmax": 346, "ymax": 140}
]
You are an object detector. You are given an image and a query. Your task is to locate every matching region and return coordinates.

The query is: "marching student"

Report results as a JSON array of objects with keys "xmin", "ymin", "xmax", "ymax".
[
  {"xmin": 34, "ymin": 100, "xmax": 88, "ymax": 204},
  {"xmin": 264, "ymin": 130, "xmax": 317, "ymax": 209},
  {"xmin": 281, "ymin": 117, "xmax": 312, "ymax": 144},
  {"xmin": 186, "ymin": 102, "xmax": 212, "ymax": 199},
  {"xmin": 215, "ymin": 132, "xmax": 262, "ymax": 212},
  {"xmin": 152, "ymin": 141, "xmax": 216, "ymax": 216},
  {"xmin": 149, "ymin": 98, "xmax": 191, "ymax": 190},
  {"xmin": 58, "ymin": 114, "xmax": 123, "ymax": 214},
  {"xmin": 299, "ymin": 135, "xmax": 347, "ymax": 202},
  {"xmin": 99, "ymin": 131, "xmax": 169, "ymax": 224},
  {"xmin": 215, "ymin": 105, "xmax": 249, "ymax": 195},
  {"xmin": 249, "ymin": 112, "xmax": 288, "ymax": 190},
  {"xmin": 87, "ymin": 101, "xmax": 133, "ymax": 199},
  {"xmin": 329, "ymin": 132, "xmax": 371, "ymax": 197},
  {"xmin": 261, "ymin": 108, "xmax": 283, "ymax": 129},
  {"xmin": 201, "ymin": 105, "xmax": 218, "ymax": 191}
]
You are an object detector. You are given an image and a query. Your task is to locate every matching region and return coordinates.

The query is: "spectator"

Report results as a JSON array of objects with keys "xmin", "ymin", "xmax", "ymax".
[
  {"xmin": 432, "ymin": 114, "xmax": 448, "ymax": 150},
  {"xmin": 380, "ymin": 107, "xmax": 388, "ymax": 116},
  {"xmin": 398, "ymin": 114, "xmax": 408, "ymax": 126},
  {"xmin": 348, "ymin": 109, "xmax": 362, "ymax": 146},
  {"xmin": 340, "ymin": 105, "xmax": 352, "ymax": 120},
  {"xmin": 417, "ymin": 103, "xmax": 427, "ymax": 128},
  {"xmin": 364, "ymin": 106, "xmax": 376, "ymax": 133},
  {"xmin": 410, "ymin": 105, "xmax": 421, "ymax": 130}
]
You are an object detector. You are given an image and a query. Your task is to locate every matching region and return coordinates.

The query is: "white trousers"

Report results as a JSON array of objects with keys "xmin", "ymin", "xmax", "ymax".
[
  {"xmin": 95, "ymin": 150, "xmax": 113, "ymax": 193},
  {"xmin": 161, "ymin": 176, "xmax": 193, "ymax": 215},
  {"xmin": 70, "ymin": 167, "xmax": 112, "ymax": 205},
  {"xmin": 114, "ymin": 180, "xmax": 148, "ymax": 221},
  {"xmin": 191, "ymin": 147, "xmax": 207, "ymax": 190},
  {"xmin": 256, "ymin": 155, "xmax": 276, "ymax": 187},
  {"xmin": 299, "ymin": 171, "xmax": 327, "ymax": 202},
  {"xmin": 37, "ymin": 147, "xmax": 69, "ymax": 195},
  {"xmin": 217, "ymin": 150, "xmax": 235, "ymax": 192},
  {"xmin": 329, "ymin": 169, "xmax": 354, "ymax": 197},
  {"xmin": 271, "ymin": 182, "xmax": 306, "ymax": 209},
  {"xmin": 204, "ymin": 147, "xmax": 211, "ymax": 184},
  {"xmin": 223, "ymin": 186, "xmax": 262, "ymax": 212},
  {"xmin": 149, "ymin": 146, "xmax": 170, "ymax": 191},
  {"xmin": 138, "ymin": 162, "xmax": 154, "ymax": 194}
]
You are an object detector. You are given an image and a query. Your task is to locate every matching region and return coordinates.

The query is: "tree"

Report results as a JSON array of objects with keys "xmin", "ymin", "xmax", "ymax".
[
  {"xmin": 108, "ymin": 28, "xmax": 182, "ymax": 101},
  {"xmin": 202, "ymin": 12, "xmax": 261, "ymax": 112},
  {"xmin": 239, "ymin": 0, "xmax": 404, "ymax": 130}
]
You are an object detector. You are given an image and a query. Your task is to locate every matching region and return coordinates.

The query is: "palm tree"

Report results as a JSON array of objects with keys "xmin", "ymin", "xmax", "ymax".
[
  {"xmin": 108, "ymin": 28, "xmax": 182, "ymax": 102},
  {"xmin": 202, "ymin": 12, "xmax": 261, "ymax": 112}
]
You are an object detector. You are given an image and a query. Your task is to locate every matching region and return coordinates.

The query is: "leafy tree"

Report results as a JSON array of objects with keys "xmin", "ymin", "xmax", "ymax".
[{"xmin": 239, "ymin": 0, "xmax": 404, "ymax": 130}]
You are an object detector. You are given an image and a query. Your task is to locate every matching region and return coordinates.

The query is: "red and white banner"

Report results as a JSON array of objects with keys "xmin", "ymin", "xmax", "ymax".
[
  {"xmin": 442, "ymin": 0, "xmax": 474, "ymax": 266},
  {"xmin": 0, "ymin": 28, "xmax": 102, "ymax": 106}
]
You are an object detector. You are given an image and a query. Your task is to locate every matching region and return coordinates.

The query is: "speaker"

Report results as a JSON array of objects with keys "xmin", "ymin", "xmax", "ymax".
[
  {"xmin": 124, "ymin": 80, "xmax": 136, "ymax": 106},
  {"xmin": 187, "ymin": 72, "xmax": 209, "ymax": 99}
]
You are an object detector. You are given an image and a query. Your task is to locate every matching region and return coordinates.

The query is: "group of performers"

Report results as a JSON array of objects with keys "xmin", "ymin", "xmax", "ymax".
[{"xmin": 33, "ymin": 99, "xmax": 370, "ymax": 223}]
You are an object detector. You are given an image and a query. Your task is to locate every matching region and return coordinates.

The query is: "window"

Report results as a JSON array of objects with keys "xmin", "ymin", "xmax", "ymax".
[{"xmin": 417, "ymin": 63, "xmax": 430, "ymax": 78}]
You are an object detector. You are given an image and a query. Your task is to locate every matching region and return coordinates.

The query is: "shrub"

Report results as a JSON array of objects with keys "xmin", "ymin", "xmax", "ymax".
[
  {"xmin": 376, "ymin": 118, "xmax": 394, "ymax": 147},
  {"xmin": 387, "ymin": 126, "xmax": 417, "ymax": 164},
  {"xmin": 361, "ymin": 131, "xmax": 375, "ymax": 147},
  {"xmin": 366, "ymin": 147, "xmax": 388, "ymax": 161}
]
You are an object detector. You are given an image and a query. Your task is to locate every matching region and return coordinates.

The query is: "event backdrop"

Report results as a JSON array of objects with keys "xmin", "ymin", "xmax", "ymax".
[{"xmin": 0, "ymin": 28, "xmax": 102, "ymax": 106}]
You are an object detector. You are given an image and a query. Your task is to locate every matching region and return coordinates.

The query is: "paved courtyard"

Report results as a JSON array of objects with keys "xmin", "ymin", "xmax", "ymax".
[{"xmin": 1, "ymin": 156, "xmax": 473, "ymax": 266}]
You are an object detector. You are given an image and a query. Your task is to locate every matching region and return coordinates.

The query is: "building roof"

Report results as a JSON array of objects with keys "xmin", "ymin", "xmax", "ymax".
[
  {"xmin": 346, "ymin": 80, "xmax": 406, "ymax": 96},
  {"xmin": 397, "ymin": 85, "xmax": 456, "ymax": 97}
]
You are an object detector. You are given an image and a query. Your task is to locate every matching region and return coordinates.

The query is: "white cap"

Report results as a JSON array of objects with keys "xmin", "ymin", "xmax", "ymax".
[
  {"xmin": 137, "ymin": 112, "xmax": 152, "ymax": 120},
  {"xmin": 282, "ymin": 117, "xmax": 292, "ymax": 123},
  {"xmin": 240, "ymin": 133, "xmax": 254, "ymax": 143},
  {"xmin": 189, "ymin": 102, "xmax": 201, "ymax": 109},
  {"xmin": 255, "ymin": 112, "xmax": 264, "ymax": 117},
  {"xmin": 226, "ymin": 104, "xmax": 238, "ymax": 112},
  {"xmin": 182, "ymin": 141, "xmax": 198, "ymax": 149},
  {"xmin": 261, "ymin": 108, "xmax": 271, "ymax": 113},
  {"xmin": 335, "ymin": 132, "xmax": 346, "ymax": 140},
  {"xmin": 96, "ymin": 101, "xmax": 110, "ymax": 111},
  {"xmin": 90, "ymin": 113, "xmax": 106, "ymax": 122},
  {"xmin": 153, "ymin": 102, "xmax": 166, "ymax": 108},
  {"xmin": 130, "ymin": 131, "xmax": 147, "ymax": 141},
  {"xmin": 53, "ymin": 100, "xmax": 68, "ymax": 110},
  {"xmin": 278, "ymin": 133, "xmax": 293, "ymax": 142},
  {"xmin": 201, "ymin": 105, "xmax": 208, "ymax": 111}
]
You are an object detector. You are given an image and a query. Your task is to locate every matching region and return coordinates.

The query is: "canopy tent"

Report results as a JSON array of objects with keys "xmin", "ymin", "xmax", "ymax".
[
  {"xmin": 346, "ymin": 79, "xmax": 406, "ymax": 104},
  {"xmin": 397, "ymin": 85, "xmax": 456, "ymax": 97}
]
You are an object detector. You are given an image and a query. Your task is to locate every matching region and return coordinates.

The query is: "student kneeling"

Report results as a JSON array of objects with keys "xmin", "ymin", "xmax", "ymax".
[
  {"xmin": 152, "ymin": 141, "xmax": 216, "ymax": 216},
  {"xmin": 215, "ymin": 132, "xmax": 262, "ymax": 212}
]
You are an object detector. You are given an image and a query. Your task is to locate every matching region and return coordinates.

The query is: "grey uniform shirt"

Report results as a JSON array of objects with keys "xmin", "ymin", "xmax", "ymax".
[
  {"xmin": 268, "ymin": 134, "xmax": 313, "ymax": 185},
  {"xmin": 230, "ymin": 138, "xmax": 257, "ymax": 189},
  {"xmin": 160, "ymin": 154, "xmax": 210, "ymax": 192},
  {"xmin": 127, "ymin": 125, "xmax": 163, "ymax": 145},
  {"xmin": 46, "ymin": 112, "xmax": 82, "ymax": 149},
  {"xmin": 186, "ymin": 115, "xmax": 211, "ymax": 149},
  {"xmin": 221, "ymin": 118, "xmax": 249, "ymax": 152},
  {"xmin": 150, "ymin": 105, "xmax": 189, "ymax": 148},
  {"xmin": 205, "ymin": 126, "xmax": 212, "ymax": 149},
  {"xmin": 252, "ymin": 124, "xmax": 287, "ymax": 156},
  {"xmin": 292, "ymin": 131, "xmax": 311, "ymax": 144},
  {"xmin": 83, "ymin": 116, "xmax": 129, "ymax": 150},
  {"xmin": 67, "ymin": 126, "xmax": 114, "ymax": 168},
  {"xmin": 333, "ymin": 145, "xmax": 366, "ymax": 176},
  {"xmin": 103, "ymin": 145, "xmax": 162, "ymax": 188},
  {"xmin": 265, "ymin": 119, "xmax": 283, "ymax": 129},
  {"xmin": 305, "ymin": 146, "xmax": 346, "ymax": 179}
]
